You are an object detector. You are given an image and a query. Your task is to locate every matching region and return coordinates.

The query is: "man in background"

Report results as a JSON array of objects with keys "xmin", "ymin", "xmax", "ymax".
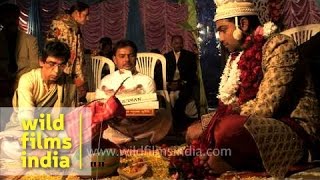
[
  {"xmin": 0, "ymin": 3, "xmax": 40, "ymax": 107},
  {"xmin": 92, "ymin": 36, "xmax": 114, "ymax": 76},
  {"xmin": 164, "ymin": 35, "xmax": 199, "ymax": 132},
  {"xmin": 95, "ymin": 36, "xmax": 113, "ymax": 59}
]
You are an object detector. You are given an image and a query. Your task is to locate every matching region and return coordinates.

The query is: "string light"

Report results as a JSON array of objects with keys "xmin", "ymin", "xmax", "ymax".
[
  {"xmin": 197, "ymin": 37, "xmax": 203, "ymax": 42},
  {"xmin": 199, "ymin": 29, "xmax": 206, "ymax": 35},
  {"xmin": 196, "ymin": 22, "xmax": 216, "ymax": 56}
]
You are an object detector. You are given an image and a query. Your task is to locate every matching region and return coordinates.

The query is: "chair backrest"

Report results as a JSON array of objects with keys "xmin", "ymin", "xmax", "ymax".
[
  {"xmin": 136, "ymin": 52, "xmax": 167, "ymax": 90},
  {"xmin": 281, "ymin": 24, "xmax": 320, "ymax": 46},
  {"xmin": 87, "ymin": 55, "xmax": 115, "ymax": 91},
  {"xmin": 136, "ymin": 52, "xmax": 171, "ymax": 110}
]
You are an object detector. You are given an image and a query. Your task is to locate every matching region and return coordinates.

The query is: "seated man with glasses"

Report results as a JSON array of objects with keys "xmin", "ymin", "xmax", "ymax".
[{"xmin": 0, "ymin": 41, "xmax": 76, "ymax": 160}]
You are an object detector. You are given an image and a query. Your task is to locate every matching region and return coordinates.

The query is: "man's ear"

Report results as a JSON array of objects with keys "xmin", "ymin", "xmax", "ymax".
[
  {"xmin": 239, "ymin": 17, "xmax": 249, "ymax": 33},
  {"xmin": 112, "ymin": 56, "xmax": 118, "ymax": 66},
  {"xmin": 39, "ymin": 59, "xmax": 44, "ymax": 67}
]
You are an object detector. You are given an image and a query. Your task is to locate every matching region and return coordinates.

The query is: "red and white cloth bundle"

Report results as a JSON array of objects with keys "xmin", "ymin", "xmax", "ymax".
[{"xmin": 65, "ymin": 96, "xmax": 125, "ymax": 152}]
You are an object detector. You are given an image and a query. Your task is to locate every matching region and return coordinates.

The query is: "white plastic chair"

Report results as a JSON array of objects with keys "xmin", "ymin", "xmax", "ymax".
[
  {"xmin": 87, "ymin": 55, "xmax": 115, "ymax": 91},
  {"xmin": 281, "ymin": 24, "xmax": 320, "ymax": 46},
  {"xmin": 136, "ymin": 52, "xmax": 171, "ymax": 109}
]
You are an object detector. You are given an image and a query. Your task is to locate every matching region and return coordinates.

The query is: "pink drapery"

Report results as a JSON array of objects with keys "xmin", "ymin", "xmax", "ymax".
[
  {"xmin": 282, "ymin": 0, "xmax": 320, "ymax": 29},
  {"xmin": 15, "ymin": 0, "xmax": 196, "ymax": 53},
  {"xmin": 40, "ymin": 0, "xmax": 59, "ymax": 39},
  {"xmin": 139, "ymin": 0, "xmax": 197, "ymax": 53},
  {"xmin": 267, "ymin": 0, "xmax": 283, "ymax": 25},
  {"xmin": 17, "ymin": 0, "xmax": 30, "ymax": 32},
  {"xmin": 14, "ymin": 0, "xmax": 320, "ymax": 51},
  {"xmin": 81, "ymin": 0, "xmax": 129, "ymax": 50},
  {"xmin": 255, "ymin": 0, "xmax": 320, "ymax": 30},
  {"xmin": 81, "ymin": 0, "xmax": 196, "ymax": 53}
]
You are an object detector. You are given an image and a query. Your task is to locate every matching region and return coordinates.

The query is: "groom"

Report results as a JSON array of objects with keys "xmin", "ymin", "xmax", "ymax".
[{"xmin": 186, "ymin": 0, "xmax": 320, "ymax": 178}]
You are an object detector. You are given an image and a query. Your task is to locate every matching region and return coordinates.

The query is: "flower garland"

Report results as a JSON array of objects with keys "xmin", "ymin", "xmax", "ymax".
[
  {"xmin": 217, "ymin": 51, "xmax": 243, "ymax": 105},
  {"xmin": 217, "ymin": 21, "xmax": 277, "ymax": 105}
]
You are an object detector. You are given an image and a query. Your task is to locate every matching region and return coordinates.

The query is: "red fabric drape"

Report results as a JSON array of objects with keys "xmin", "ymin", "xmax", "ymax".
[
  {"xmin": 15, "ymin": 0, "xmax": 196, "ymax": 53},
  {"xmin": 17, "ymin": 0, "xmax": 30, "ymax": 32},
  {"xmin": 65, "ymin": 96, "xmax": 125, "ymax": 152},
  {"xmin": 81, "ymin": 0, "xmax": 129, "ymax": 50},
  {"xmin": 14, "ymin": 0, "xmax": 320, "ymax": 52},
  {"xmin": 139, "ymin": 0, "xmax": 197, "ymax": 53},
  {"xmin": 81, "ymin": 0, "xmax": 196, "ymax": 53},
  {"xmin": 282, "ymin": 0, "xmax": 320, "ymax": 29},
  {"xmin": 40, "ymin": 0, "xmax": 59, "ymax": 40}
]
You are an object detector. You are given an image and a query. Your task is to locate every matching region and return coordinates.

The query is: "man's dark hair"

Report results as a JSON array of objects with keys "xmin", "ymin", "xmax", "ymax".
[
  {"xmin": 99, "ymin": 37, "xmax": 112, "ymax": 49},
  {"xmin": 113, "ymin": 39, "xmax": 138, "ymax": 56},
  {"xmin": 227, "ymin": 15, "xmax": 261, "ymax": 34},
  {"xmin": 41, "ymin": 41, "xmax": 70, "ymax": 63},
  {"xmin": 0, "ymin": 3, "xmax": 20, "ymax": 22},
  {"xmin": 65, "ymin": 1, "xmax": 89, "ymax": 14}
]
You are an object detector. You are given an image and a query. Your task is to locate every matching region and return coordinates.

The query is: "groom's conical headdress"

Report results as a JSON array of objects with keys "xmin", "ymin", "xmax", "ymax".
[{"xmin": 213, "ymin": 0, "xmax": 258, "ymax": 21}]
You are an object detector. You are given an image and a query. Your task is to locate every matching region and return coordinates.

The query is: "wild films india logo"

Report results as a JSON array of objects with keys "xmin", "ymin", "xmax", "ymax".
[
  {"xmin": 20, "ymin": 113, "xmax": 72, "ymax": 168},
  {"xmin": 0, "ymin": 107, "xmax": 120, "ymax": 176}
]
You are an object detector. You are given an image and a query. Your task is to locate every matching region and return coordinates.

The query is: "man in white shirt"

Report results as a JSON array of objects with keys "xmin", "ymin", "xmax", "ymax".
[{"xmin": 95, "ymin": 40, "xmax": 172, "ymax": 145}]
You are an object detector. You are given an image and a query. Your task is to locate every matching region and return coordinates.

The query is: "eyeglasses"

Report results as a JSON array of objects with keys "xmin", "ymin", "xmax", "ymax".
[{"xmin": 45, "ymin": 61, "xmax": 66, "ymax": 69}]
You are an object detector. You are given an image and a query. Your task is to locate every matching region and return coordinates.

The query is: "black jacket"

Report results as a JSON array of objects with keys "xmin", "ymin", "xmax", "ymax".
[{"xmin": 164, "ymin": 49, "xmax": 198, "ymax": 86}]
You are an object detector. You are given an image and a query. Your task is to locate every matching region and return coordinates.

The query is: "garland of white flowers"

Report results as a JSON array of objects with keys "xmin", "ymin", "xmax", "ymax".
[
  {"xmin": 263, "ymin": 21, "xmax": 278, "ymax": 38},
  {"xmin": 217, "ymin": 21, "xmax": 277, "ymax": 105},
  {"xmin": 217, "ymin": 51, "xmax": 243, "ymax": 105}
]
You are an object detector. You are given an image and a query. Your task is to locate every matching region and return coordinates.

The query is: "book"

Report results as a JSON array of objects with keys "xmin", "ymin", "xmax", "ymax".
[
  {"xmin": 117, "ymin": 93, "xmax": 157, "ymax": 105},
  {"xmin": 124, "ymin": 101, "xmax": 159, "ymax": 110},
  {"xmin": 126, "ymin": 109, "xmax": 156, "ymax": 116},
  {"xmin": 92, "ymin": 91, "xmax": 158, "ymax": 106}
]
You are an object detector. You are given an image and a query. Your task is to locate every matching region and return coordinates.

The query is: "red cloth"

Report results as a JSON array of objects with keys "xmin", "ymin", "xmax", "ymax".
[
  {"xmin": 213, "ymin": 114, "xmax": 263, "ymax": 171},
  {"xmin": 200, "ymin": 103, "xmax": 263, "ymax": 171},
  {"xmin": 65, "ymin": 96, "xmax": 125, "ymax": 152},
  {"xmin": 201, "ymin": 102, "xmax": 235, "ymax": 147}
]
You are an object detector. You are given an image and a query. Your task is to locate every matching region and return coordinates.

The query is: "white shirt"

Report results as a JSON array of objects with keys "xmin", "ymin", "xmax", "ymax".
[
  {"xmin": 96, "ymin": 70, "xmax": 156, "ymax": 99},
  {"xmin": 173, "ymin": 51, "xmax": 181, "ymax": 81}
]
